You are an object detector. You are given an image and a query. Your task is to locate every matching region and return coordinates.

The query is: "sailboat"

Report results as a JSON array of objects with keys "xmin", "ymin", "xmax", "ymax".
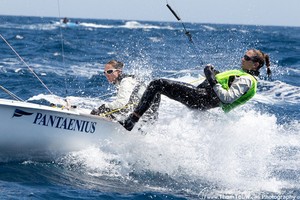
[
  {"xmin": 0, "ymin": 97, "xmax": 124, "ymax": 155},
  {"xmin": 0, "ymin": 33, "xmax": 124, "ymax": 156}
]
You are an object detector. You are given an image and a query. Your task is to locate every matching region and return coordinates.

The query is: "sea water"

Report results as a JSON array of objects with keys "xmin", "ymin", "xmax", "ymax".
[{"xmin": 0, "ymin": 15, "xmax": 300, "ymax": 199}]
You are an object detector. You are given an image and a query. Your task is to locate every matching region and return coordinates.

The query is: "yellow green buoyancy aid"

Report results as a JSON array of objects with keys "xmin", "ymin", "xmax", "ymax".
[{"xmin": 215, "ymin": 69, "xmax": 257, "ymax": 112}]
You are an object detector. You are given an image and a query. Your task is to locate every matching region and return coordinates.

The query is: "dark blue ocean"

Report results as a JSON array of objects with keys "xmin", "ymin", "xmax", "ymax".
[{"xmin": 1, "ymin": 15, "xmax": 300, "ymax": 199}]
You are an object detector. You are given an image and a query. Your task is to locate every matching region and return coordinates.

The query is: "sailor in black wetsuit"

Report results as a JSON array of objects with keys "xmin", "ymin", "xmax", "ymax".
[{"xmin": 120, "ymin": 49, "xmax": 272, "ymax": 131}]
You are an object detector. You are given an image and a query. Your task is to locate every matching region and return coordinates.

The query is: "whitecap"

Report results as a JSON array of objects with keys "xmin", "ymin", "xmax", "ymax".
[
  {"xmin": 149, "ymin": 37, "xmax": 162, "ymax": 42},
  {"xmin": 255, "ymin": 80, "xmax": 300, "ymax": 105},
  {"xmin": 79, "ymin": 22, "xmax": 114, "ymax": 29},
  {"xmin": 15, "ymin": 68, "xmax": 22, "ymax": 73},
  {"xmin": 203, "ymin": 25, "xmax": 217, "ymax": 31},
  {"xmin": 15, "ymin": 35, "xmax": 24, "ymax": 39},
  {"xmin": 119, "ymin": 21, "xmax": 173, "ymax": 30}
]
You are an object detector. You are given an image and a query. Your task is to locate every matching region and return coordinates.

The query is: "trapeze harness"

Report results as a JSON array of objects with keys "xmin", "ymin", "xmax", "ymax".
[{"xmin": 113, "ymin": 74, "xmax": 160, "ymax": 117}]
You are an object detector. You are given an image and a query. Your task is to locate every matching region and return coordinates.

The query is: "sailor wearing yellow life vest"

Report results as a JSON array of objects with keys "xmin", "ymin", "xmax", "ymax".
[
  {"xmin": 120, "ymin": 49, "xmax": 271, "ymax": 131},
  {"xmin": 212, "ymin": 49, "xmax": 271, "ymax": 112}
]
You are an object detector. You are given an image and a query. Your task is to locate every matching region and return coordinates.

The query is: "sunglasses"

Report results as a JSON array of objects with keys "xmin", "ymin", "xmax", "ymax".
[
  {"xmin": 103, "ymin": 69, "xmax": 118, "ymax": 75},
  {"xmin": 243, "ymin": 54, "xmax": 259, "ymax": 62},
  {"xmin": 243, "ymin": 55, "xmax": 253, "ymax": 61}
]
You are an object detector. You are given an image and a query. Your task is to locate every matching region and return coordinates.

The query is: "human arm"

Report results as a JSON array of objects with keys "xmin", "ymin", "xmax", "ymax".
[
  {"xmin": 105, "ymin": 77, "xmax": 136, "ymax": 109},
  {"xmin": 90, "ymin": 77, "xmax": 136, "ymax": 115},
  {"xmin": 213, "ymin": 76, "xmax": 252, "ymax": 104},
  {"xmin": 204, "ymin": 65, "xmax": 219, "ymax": 87}
]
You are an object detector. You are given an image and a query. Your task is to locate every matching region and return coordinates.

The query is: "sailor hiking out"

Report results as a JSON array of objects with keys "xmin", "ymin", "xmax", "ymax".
[{"xmin": 120, "ymin": 49, "xmax": 272, "ymax": 131}]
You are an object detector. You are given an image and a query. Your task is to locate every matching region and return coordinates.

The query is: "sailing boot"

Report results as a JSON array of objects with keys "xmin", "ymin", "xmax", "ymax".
[{"xmin": 119, "ymin": 113, "xmax": 140, "ymax": 131}]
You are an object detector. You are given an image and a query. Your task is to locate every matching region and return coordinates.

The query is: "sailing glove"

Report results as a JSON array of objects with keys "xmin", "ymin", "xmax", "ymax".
[
  {"xmin": 204, "ymin": 65, "xmax": 218, "ymax": 87},
  {"xmin": 90, "ymin": 104, "xmax": 111, "ymax": 115}
]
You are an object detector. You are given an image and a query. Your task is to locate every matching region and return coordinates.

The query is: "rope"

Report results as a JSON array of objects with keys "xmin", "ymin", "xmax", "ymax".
[
  {"xmin": 165, "ymin": 3, "xmax": 204, "ymax": 66},
  {"xmin": 100, "ymin": 103, "xmax": 136, "ymax": 117},
  {"xmin": 56, "ymin": 0, "xmax": 68, "ymax": 95}
]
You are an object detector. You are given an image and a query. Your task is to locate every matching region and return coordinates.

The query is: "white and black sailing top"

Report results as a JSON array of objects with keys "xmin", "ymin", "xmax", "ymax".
[{"xmin": 105, "ymin": 74, "xmax": 145, "ymax": 110}]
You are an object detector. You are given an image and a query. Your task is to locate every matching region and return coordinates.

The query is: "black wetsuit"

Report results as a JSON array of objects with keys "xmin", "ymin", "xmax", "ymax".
[{"xmin": 133, "ymin": 78, "xmax": 221, "ymax": 117}]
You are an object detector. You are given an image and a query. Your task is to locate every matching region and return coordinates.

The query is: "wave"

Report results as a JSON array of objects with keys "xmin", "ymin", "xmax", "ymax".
[
  {"xmin": 0, "ymin": 23, "xmax": 58, "ymax": 31},
  {"xmin": 256, "ymin": 80, "xmax": 300, "ymax": 105},
  {"xmin": 79, "ymin": 22, "xmax": 114, "ymax": 29},
  {"xmin": 200, "ymin": 24, "xmax": 251, "ymax": 34},
  {"xmin": 45, "ymin": 94, "xmax": 300, "ymax": 196},
  {"xmin": 0, "ymin": 60, "xmax": 101, "ymax": 78},
  {"xmin": 120, "ymin": 21, "xmax": 173, "ymax": 30},
  {"xmin": 80, "ymin": 20, "xmax": 174, "ymax": 30},
  {"xmin": 202, "ymin": 25, "xmax": 217, "ymax": 31},
  {"xmin": 2, "ymin": 74, "xmax": 300, "ymax": 196},
  {"xmin": 1, "ymin": 15, "xmax": 300, "ymax": 199},
  {"xmin": 0, "ymin": 20, "xmax": 174, "ymax": 31}
]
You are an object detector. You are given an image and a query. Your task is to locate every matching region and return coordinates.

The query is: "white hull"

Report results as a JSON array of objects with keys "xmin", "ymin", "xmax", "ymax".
[{"xmin": 0, "ymin": 98, "xmax": 123, "ymax": 156}]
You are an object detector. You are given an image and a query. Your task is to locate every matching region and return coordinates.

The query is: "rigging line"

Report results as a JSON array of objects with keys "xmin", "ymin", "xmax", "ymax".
[
  {"xmin": 0, "ymin": 34, "xmax": 54, "ymax": 95},
  {"xmin": 0, "ymin": 85, "xmax": 24, "ymax": 102},
  {"xmin": 56, "ymin": 0, "xmax": 68, "ymax": 95},
  {"xmin": 165, "ymin": 3, "xmax": 204, "ymax": 66},
  {"xmin": 162, "ymin": 68, "xmax": 204, "ymax": 79}
]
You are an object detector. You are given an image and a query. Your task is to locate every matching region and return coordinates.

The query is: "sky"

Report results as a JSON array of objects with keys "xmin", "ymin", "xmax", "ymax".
[{"xmin": 0, "ymin": 0, "xmax": 300, "ymax": 27}]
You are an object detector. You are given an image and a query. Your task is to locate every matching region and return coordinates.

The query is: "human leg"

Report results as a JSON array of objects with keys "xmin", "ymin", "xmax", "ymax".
[
  {"xmin": 134, "ymin": 79, "xmax": 219, "ymax": 116},
  {"xmin": 120, "ymin": 78, "xmax": 220, "ymax": 131}
]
